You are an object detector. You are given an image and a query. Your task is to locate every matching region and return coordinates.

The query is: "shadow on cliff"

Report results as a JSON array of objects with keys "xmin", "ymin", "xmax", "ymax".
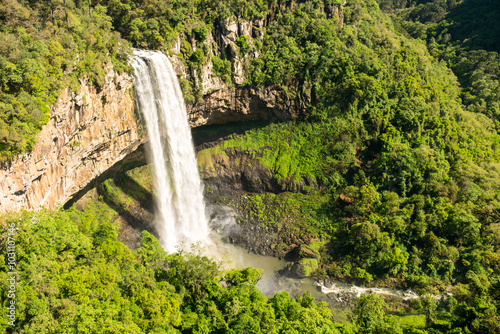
[
  {"xmin": 65, "ymin": 145, "xmax": 147, "ymax": 208},
  {"xmin": 444, "ymin": 0, "xmax": 500, "ymax": 52},
  {"xmin": 64, "ymin": 119, "xmax": 285, "ymax": 247},
  {"xmin": 66, "ymin": 119, "xmax": 273, "ymax": 209},
  {"xmin": 111, "ymin": 172, "xmax": 154, "ymax": 215},
  {"xmin": 192, "ymin": 119, "xmax": 273, "ymax": 152},
  {"xmin": 64, "ymin": 145, "xmax": 159, "ymax": 240},
  {"xmin": 96, "ymin": 172, "xmax": 157, "ymax": 237}
]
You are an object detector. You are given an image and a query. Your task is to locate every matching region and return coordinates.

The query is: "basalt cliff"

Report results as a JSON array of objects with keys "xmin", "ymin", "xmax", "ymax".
[{"xmin": 0, "ymin": 65, "xmax": 140, "ymax": 213}]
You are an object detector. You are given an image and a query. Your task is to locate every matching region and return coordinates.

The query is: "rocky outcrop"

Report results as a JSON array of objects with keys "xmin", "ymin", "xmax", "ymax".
[
  {"xmin": 226, "ymin": 221, "xmax": 306, "ymax": 258},
  {"xmin": 198, "ymin": 146, "xmax": 317, "ymax": 195},
  {"xmin": 169, "ymin": 17, "xmax": 306, "ymax": 127},
  {"xmin": 197, "ymin": 144, "xmax": 318, "ymax": 259},
  {"xmin": 187, "ymin": 85, "xmax": 300, "ymax": 127},
  {"xmin": 325, "ymin": 0, "xmax": 346, "ymax": 25},
  {"xmin": 279, "ymin": 244, "xmax": 321, "ymax": 278},
  {"xmin": 0, "ymin": 5, "xmax": 346, "ymax": 213},
  {"xmin": 0, "ymin": 64, "xmax": 141, "ymax": 213}
]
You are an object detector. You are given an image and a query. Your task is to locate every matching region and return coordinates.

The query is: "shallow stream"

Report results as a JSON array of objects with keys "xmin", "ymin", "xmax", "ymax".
[{"xmin": 205, "ymin": 205, "xmax": 419, "ymax": 308}]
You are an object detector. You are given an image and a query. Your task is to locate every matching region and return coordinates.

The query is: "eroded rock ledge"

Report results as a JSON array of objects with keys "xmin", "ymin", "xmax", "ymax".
[{"xmin": 187, "ymin": 85, "xmax": 299, "ymax": 127}]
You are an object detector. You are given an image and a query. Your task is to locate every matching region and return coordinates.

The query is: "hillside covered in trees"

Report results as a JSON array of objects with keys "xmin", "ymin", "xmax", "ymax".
[{"xmin": 2, "ymin": 0, "xmax": 500, "ymax": 333}]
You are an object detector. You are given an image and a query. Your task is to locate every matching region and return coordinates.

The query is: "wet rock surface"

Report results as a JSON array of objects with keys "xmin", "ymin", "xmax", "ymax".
[
  {"xmin": 168, "ymin": 17, "xmax": 306, "ymax": 127},
  {"xmin": 208, "ymin": 200, "xmax": 305, "ymax": 258},
  {"xmin": 199, "ymin": 146, "xmax": 317, "ymax": 196}
]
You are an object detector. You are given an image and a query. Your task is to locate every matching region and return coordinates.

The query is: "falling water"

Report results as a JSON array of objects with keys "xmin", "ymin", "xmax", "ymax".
[{"xmin": 131, "ymin": 50, "xmax": 209, "ymax": 253}]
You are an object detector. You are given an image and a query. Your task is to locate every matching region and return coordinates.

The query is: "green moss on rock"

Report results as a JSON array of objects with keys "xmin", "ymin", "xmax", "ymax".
[{"xmin": 292, "ymin": 258, "xmax": 319, "ymax": 277}]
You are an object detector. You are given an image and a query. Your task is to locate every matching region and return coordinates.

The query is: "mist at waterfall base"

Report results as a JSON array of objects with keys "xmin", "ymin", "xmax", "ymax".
[
  {"xmin": 207, "ymin": 205, "xmax": 331, "ymax": 302},
  {"xmin": 203, "ymin": 205, "xmax": 419, "ymax": 304}
]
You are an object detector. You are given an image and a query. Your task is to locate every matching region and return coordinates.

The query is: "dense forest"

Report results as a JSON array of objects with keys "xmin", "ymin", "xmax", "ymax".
[{"xmin": 2, "ymin": 0, "xmax": 500, "ymax": 333}]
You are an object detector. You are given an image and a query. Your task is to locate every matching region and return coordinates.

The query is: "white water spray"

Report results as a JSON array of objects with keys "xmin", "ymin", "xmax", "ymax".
[{"xmin": 132, "ymin": 50, "xmax": 209, "ymax": 253}]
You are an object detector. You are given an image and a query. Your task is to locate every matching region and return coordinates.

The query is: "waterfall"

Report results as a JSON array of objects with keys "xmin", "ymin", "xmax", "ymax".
[{"xmin": 131, "ymin": 50, "xmax": 209, "ymax": 253}]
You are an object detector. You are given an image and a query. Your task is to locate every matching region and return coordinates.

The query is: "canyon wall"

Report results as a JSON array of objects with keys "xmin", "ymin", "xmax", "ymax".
[{"xmin": 0, "ymin": 65, "xmax": 141, "ymax": 213}]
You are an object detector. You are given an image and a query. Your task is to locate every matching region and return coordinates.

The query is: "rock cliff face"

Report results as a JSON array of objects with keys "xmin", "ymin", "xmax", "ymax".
[
  {"xmin": 0, "ymin": 65, "xmax": 141, "ymax": 213},
  {"xmin": 166, "ymin": 3, "xmax": 344, "ymax": 127},
  {"xmin": 198, "ymin": 146, "xmax": 317, "ymax": 195},
  {"xmin": 169, "ymin": 17, "xmax": 308, "ymax": 127},
  {"xmin": 187, "ymin": 85, "xmax": 300, "ymax": 127}
]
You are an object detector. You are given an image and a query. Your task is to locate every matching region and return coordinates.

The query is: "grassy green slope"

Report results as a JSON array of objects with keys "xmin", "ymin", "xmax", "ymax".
[{"xmin": 194, "ymin": 1, "xmax": 500, "ymax": 331}]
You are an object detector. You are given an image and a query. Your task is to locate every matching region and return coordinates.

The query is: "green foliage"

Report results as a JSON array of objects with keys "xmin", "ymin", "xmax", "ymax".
[
  {"xmin": 294, "ymin": 258, "xmax": 319, "ymax": 277},
  {"xmin": 236, "ymin": 35, "xmax": 252, "ymax": 55},
  {"xmin": 219, "ymin": 122, "xmax": 332, "ymax": 185},
  {"xmin": 0, "ymin": 0, "xmax": 131, "ymax": 161},
  {"xmin": 2, "ymin": 0, "xmax": 500, "ymax": 332},
  {"xmin": 352, "ymin": 294, "xmax": 403, "ymax": 334},
  {"xmin": 231, "ymin": 191, "xmax": 332, "ymax": 239},
  {"xmin": 225, "ymin": 267, "xmax": 263, "ymax": 286},
  {"xmin": 0, "ymin": 202, "xmax": 342, "ymax": 333},
  {"xmin": 380, "ymin": 0, "xmax": 500, "ymax": 131},
  {"xmin": 188, "ymin": 2, "xmax": 500, "ymax": 330},
  {"xmin": 190, "ymin": 48, "xmax": 205, "ymax": 65},
  {"xmin": 445, "ymin": 271, "xmax": 500, "ymax": 333},
  {"xmin": 192, "ymin": 23, "xmax": 210, "ymax": 42},
  {"xmin": 212, "ymin": 55, "xmax": 232, "ymax": 83},
  {"xmin": 190, "ymin": 0, "xmax": 500, "ymax": 292}
]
